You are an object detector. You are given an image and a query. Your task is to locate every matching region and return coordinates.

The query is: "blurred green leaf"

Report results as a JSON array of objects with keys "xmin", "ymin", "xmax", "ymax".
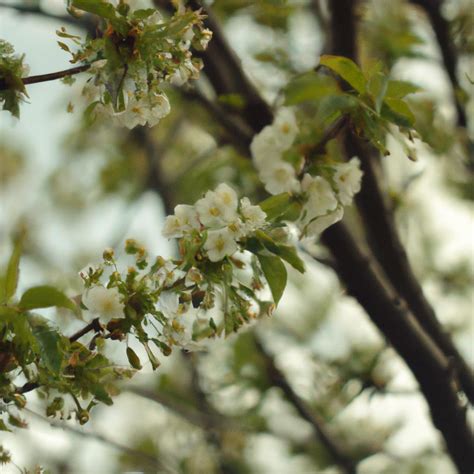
[
  {"xmin": 319, "ymin": 55, "xmax": 366, "ymax": 94},
  {"xmin": 3, "ymin": 239, "xmax": 22, "ymax": 303},
  {"xmin": 28, "ymin": 315, "xmax": 63, "ymax": 374},
  {"xmin": 19, "ymin": 286, "xmax": 76, "ymax": 312},
  {"xmin": 257, "ymin": 254, "xmax": 287, "ymax": 304}
]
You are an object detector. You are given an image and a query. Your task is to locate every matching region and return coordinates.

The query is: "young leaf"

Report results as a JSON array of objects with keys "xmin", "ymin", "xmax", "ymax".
[
  {"xmin": 273, "ymin": 245, "xmax": 305, "ymax": 273},
  {"xmin": 259, "ymin": 193, "xmax": 291, "ymax": 220},
  {"xmin": 257, "ymin": 255, "xmax": 287, "ymax": 305},
  {"xmin": 319, "ymin": 55, "xmax": 366, "ymax": 94},
  {"xmin": 386, "ymin": 80, "xmax": 421, "ymax": 99},
  {"xmin": 382, "ymin": 98, "xmax": 415, "ymax": 128},
  {"xmin": 28, "ymin": 315, "xmax": 63, "ymax": 374},
  {"xmin": 19, "ymin": 286, "xmax": 76, "ymax": 312},
  {"xmin": 3, "ymin": 239, "xmax": 22, "ymax": 303}
]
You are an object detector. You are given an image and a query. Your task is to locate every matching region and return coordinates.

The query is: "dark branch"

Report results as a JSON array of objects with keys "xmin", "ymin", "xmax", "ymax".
[
  {"xmin": 321, "ymin": 222, "xmax": 474, "ymax": 473},
  {"xmin": 328, "ymin": 0, "xmax": 474, "ymax": 404},
  {"xmin": 409, "ymin": 0, "xmax": 467, "ymax": 128},
  {"xmin": 0, "ymin": 65, "xmax": 90, "ymax": 91}
]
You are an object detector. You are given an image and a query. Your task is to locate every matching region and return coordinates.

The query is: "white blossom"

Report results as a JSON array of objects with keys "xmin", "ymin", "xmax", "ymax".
[
  {"xmin": 259, "ymin": 162, "xmax": 300, "ymax": 195},
  {"xmin": 302, "ymin": 207, "xmax": 344, "ymax": 237},
  {"xmin": 113, "ymin": 93, "xmax": 170, "ymax": 129},
  {"xmin": 157, "ymin": 291, "xmax": 180, "ymax": 318},
  {"xmin": 196, "ymin": 189, "xmax": 238, "ymax": 228},
  {"xmin": 215, "ymin": 183, "xmax": 239, "ymax": 211},
  {"xmin": 162, "ymin": 204, "xmax": 200, "ymax": 238},
  {"xmin": 154, "ymin": 261, "xmax": 185, "ymax": 287},
  {"xmin": 83, "ymin": 286, "xmax": 124, "ymax": 322},
  {"xmin": 240, "ymin": 197, "xmax": 267, "ymax": 232},
  {"xmin": 333, "ymin": 157, "xmax": 363, "ymax": 205},
  {"xmin": 250, "ymin": 125, "xmax": 284, "ymax": 168},
  {"xmin": 302, "ymin": 174, "xmax": 338, "ymax": 218},
  {"xmin": 273, "ymin": 107, "xmax": 299, "ymax": 149},
  {"xmin": 204, "ymin": 228, "xmax": 238, "ymax": 262},
  {"xmin": 185, "ymin": 267, "xmax": 204, "ymax": 287}
]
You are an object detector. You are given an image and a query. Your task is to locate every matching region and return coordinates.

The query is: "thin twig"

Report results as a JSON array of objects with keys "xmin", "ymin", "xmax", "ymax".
[
  {"xmin": 0, "ymin": 65, "xmax": 91, "ymax": 91},
  {"xmin": 24, "ymin": 407, "xmax": 166, "ymax": 472}
]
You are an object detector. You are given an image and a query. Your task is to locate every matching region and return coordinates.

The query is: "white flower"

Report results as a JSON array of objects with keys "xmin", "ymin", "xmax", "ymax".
[
  {"xmin": 185, "ymin": 267, "xmax": 204, "ymax": 287},
  {"xmin": 240, "ymin": 197, "xmax": 267, "ymax": 232},
  {"xmin": 260, "ymin": 162, "xmax": 300, "ymax": 195},
  {"xmin": 250, "ymin": 125, "xmax": 284, "ymax": 169},
  {"xmin": 162, "ymin": 204, "xmax": 200, "ymax": 239},
  {"xmin": 302, "ymin": 207, "xmax": 344, "ymax": 237},
  {"xmin": 113, "ymin": 93, "xmax": 170, "ymax": 129},
  {"xmin": 273, "ymin": 107, "xmax": 299, "ymax": 149},
  {"xmin": 204, "ymin": 228, "xmax": 238, "ymax": 262},
  {"xmin": 162, "ymin": 215, "xmax": 183, "ymax": 239},
  {"xmin": 154, "ymin": 261, "xmax": 185, "ymax": 287},
  {"xmin": 82, "ymin": 286, "xmax": 124, "ymax": 322},
  {"xmin": 301, "ymin": 174, "xmax": 338, "ymax": 218},
  {"xmin": 214, "ymin": 183, "xmax": 238, "ymax": 211},
  {"xmin": 196, "ymin": 189, "xmax": 238, "ymax": 228},
  {"xmin": 157, "ymin": 291, "xmax": 180, "ymax": 318},
  {"xmin": 333, "ymin": 157, "xmax": 363, "ymax": 205}
]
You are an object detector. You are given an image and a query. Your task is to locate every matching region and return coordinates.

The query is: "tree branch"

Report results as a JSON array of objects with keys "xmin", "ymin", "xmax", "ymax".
[
  {"xmin": 25, "ymin": 407, "xmax": 165, "ymax": 472},
  {"xmin": 321, "ymin": 222, "xmax": 474, "ymax": 473},
  {"xmin": 328, "ymin": 0, "xmax": 474, "ymax": 404},
  {"xmin": 409, "ymin": 0, "xmax": 467, "ymax": 129},
  {"xmin": 0, "ymin": 65, "xmax": 91, "ymax": 91}
]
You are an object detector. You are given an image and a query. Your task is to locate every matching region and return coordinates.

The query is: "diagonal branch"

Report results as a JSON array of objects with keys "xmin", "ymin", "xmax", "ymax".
[
  {"xmin": 409, "ymin": 0, "xmax": 467, "ymax": 129},
  {"xmin": 321, "ymin": 222, "xmax": 474, "ymax": 473},
  {"xmin": 328, "ymin": 0, "xmax": 474, "ymax": 404}
]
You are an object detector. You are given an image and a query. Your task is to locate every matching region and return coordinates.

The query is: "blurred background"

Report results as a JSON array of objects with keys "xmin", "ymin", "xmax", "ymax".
[{"xmin": 0, "ymin": 0, "xmax": 472, "ymax": 472}]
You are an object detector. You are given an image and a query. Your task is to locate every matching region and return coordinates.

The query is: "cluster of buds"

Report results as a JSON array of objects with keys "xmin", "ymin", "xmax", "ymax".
[{"xmin": 250, "ymin": 108, "xmax": 363, "ymax": 237}]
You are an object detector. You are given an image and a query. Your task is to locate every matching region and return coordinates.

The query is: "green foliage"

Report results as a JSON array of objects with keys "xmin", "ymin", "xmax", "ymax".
[
  {"xmin": 257, "ymin": 254, "xmax": 287, "ymax": 304},
  {"xmin": 19, "ymin": 286, "xmax": 76, "ymax": 312},
  {"xmin": 0, "ymin": 40, "xmax": 28, "ymax": 118},
  {"xmin": 2, "ymin": 238, "xmax": 21, "ymax": 303}
]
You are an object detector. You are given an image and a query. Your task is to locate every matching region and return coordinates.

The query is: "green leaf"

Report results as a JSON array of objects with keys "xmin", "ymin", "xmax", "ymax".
[
  {"xmin": 72, "ymin": 0, "xmax": 116, "ymax": 20},
  {"xmin": 19, "ymin": 286, "xmax": 76, "ymax": 312},
  {"xmin": 273, "ymin": 245, "xmax": 305, "ymax": 273},
  {"xmin": 367, "ymin": 71, "xmax": 388, "ymax": 113},
  {"xmin": 259, "ymin": 193, "xmax": 291, "ymax": 220},
  {"xmin": 319, "ymin": 55, "xmax": 366, "ymax": 94},
  {"xmin": 90, "ymin": 384, "xmax": 113, "ymax": 405},
  {"xmin": 3, "ymin": 240, "xmax": 22, "ymax": 303},
  {"xmin": 386, "ymin": 80, "xmax": 421, "ymax": 99},
  {"xmin": 28, "ymin": 315, "xmax": 63, "ymax": 374},
  {"xmin": 382, "ymin": 98, "xmax": 415, "ymax": 127},
  {"xmin": 284, "ymin": 72, "xmax": 339, "ymax": 105},
  {"xmin": 257, "ymin": 255, "xmax": 287, "ymax": 305}
]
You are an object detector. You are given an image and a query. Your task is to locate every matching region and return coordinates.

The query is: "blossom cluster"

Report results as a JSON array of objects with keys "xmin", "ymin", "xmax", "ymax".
[
  {"xmin": 250, "ymin": 108, "xmax": 363, "ymax": 237},
  {"xmin": 162, "ymin": 183, "xmax": 267, "ymax": 261},
  {"xmin": 79, "ymin": 186, "xmax": 275, "ymax": 362},
  {"xmin": 62, "ymin": 2, "xmax": 212, "ymax": 128}
]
